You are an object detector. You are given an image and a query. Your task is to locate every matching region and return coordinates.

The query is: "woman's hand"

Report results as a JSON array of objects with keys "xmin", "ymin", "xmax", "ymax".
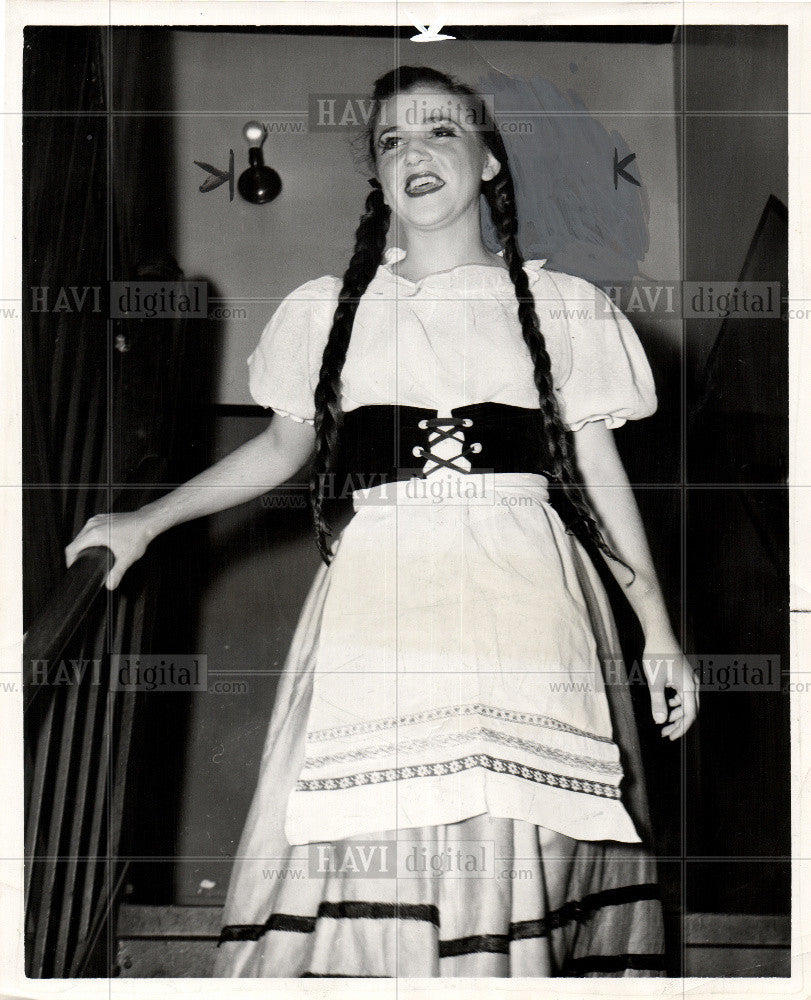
[
  {"xmin": 642, "ymin": 642, "xmax": 700, "ymax": 740},
  {"xmin": 65, "ymin": 510, "xmax": 154, "ymax": 591}
]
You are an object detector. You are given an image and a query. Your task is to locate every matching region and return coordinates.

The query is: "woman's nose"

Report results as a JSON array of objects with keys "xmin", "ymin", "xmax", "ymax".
[{"xmin": 404, "ymin": 138, "xmax": 431, "ymax": 164}]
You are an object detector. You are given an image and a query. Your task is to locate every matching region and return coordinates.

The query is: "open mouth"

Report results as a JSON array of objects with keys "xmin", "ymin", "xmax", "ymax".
[{"xmin": 404, "ymin": 172, "xmax": 445, "ymax": 197}]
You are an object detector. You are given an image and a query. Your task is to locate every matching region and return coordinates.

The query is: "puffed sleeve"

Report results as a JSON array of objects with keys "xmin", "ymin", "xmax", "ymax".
[
  {"xmin": 547, "ymin": 271, "xmax": 658, "ymax": 431},
  {"xmin": 247, "ymin": 276, "xmax": 340, "ymax": 424}
]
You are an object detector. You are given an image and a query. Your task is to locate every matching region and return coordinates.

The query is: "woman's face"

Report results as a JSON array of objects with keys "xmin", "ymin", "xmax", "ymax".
[{"xmin": 372, "ymin": 84, "xmax": 501, "ymax": 233}]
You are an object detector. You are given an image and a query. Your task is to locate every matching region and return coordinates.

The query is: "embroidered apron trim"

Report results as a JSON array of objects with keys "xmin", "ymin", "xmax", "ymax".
[
  {"xmin": 294, "ymin": 753, "xmax": 623, "ymax": 798},
  {"xmin": 305, "ymin": 702, "xmax": 615, "ymax": 746},
  {"xmin": 301, "ymin": 726, "xmax": 624, "ymax": 776}
]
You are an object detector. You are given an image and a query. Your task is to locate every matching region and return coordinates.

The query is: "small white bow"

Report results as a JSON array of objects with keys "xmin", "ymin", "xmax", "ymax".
[{"xmin": 405, "ymin": 13, "xmax": 455, "ymax": 42}]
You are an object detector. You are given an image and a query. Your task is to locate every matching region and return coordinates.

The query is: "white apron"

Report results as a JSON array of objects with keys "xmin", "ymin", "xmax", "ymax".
[{"xmin": 283, "ymin": 471, "xmax": 641, "ymax": 846}]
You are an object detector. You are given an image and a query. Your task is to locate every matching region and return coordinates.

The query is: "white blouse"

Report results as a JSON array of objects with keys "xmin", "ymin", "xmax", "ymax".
[{"xmin": 247, "ymin": 247, "xmax": 658, "ymax": 430}]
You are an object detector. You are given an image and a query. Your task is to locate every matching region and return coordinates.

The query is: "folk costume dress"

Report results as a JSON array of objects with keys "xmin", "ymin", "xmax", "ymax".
[{"xmin": 214, "ymin": 247, "xmax": 667, "ymax": 978}]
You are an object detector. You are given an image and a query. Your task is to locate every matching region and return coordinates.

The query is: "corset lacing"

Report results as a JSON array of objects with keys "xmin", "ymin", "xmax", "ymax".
[{"xmin": 412, "ymin": 416, "xmax": 482, "ymax": 477}]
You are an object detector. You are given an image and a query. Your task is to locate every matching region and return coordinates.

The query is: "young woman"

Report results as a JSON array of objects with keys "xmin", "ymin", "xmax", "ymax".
[{"xmin": 67, "ymin": 65, "xmax": 698, "ymax": 977}]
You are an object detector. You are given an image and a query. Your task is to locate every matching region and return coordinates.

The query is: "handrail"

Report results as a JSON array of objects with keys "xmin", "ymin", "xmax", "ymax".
[
  {"xmin": 23, "ymin": 546, "xmax": 113, "ymax": 712},
  {"xmin": 23, "ymin": 461, "xmax": 167, "ymax": 715}
]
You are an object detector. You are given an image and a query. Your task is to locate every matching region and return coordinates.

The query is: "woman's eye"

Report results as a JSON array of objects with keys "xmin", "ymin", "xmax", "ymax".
[{"xmin": 378, "ymin": 125, "xmax": 456, "ymax": 152}]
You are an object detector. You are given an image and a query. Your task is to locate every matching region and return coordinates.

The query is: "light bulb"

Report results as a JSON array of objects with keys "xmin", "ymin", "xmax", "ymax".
[{"xmin": 243, "ymin": 121, "xmax": 267, "ymax": 148}]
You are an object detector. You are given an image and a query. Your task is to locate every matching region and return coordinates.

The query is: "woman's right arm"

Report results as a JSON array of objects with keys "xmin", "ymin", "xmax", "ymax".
[{"xmin": 65, "ymin": 414, "xmax": 315, "ymax": 590}]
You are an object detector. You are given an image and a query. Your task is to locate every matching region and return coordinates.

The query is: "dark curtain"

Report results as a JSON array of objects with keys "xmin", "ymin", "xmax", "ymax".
[
  {"xmin": 23, "ymin": 27, "xmax": 109, "ymax": 624},
  {"xmin": 23, "ymin": 26, "xmax": 180, "ymax": 619}
]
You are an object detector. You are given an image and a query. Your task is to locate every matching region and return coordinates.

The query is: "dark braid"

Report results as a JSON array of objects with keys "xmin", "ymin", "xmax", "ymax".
[
  {"xmin": 483, "ymin": 168, "xmax": 635, "ymax": 577},
  {"xmin": 309, "ymin": 183, "xmax": 390, "ymax": 562}
]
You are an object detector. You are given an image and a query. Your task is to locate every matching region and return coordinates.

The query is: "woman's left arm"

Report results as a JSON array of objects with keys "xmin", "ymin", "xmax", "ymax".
[{"xmin": 571, "ymin": 418, "xmax": 699, "ymax": 740}]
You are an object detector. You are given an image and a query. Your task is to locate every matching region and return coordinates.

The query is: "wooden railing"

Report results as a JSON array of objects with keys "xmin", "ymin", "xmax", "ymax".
[
  {"xmin": 23, "ymin": 548, "xmax": 112, "ymax": 709},
  {"xmin": 23, "ymin": 480, "xmax": 167, "ymax": 977},
  {"xmin": 24, "ymin": 548, "xmax": 116, "ymax": 978}
]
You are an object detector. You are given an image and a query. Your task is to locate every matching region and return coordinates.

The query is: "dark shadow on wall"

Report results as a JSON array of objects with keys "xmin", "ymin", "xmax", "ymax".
[{"xmin": 121, "ymin": 271, "xmax": 225, "ymax": 905}]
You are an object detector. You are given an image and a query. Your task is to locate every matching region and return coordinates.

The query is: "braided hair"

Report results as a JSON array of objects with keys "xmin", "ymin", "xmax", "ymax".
[
  {"xmin": 309, "ymin": 181, "xmax": 390, "ymax": 561},
  {"xmin": 310, "ymin": 65, "xmax": 632, "ymax": 577}
]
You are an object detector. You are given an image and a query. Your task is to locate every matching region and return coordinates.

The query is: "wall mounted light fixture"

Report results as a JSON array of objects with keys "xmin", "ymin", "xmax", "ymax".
[{"xmin": 237, "ymin": 121, "xmax": 282, "ymax": 204}]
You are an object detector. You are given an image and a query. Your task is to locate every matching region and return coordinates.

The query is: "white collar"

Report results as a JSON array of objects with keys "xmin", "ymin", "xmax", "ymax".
[{"xmin": 382, "ymin": 245, "xmax": 547, "ymax": 273}]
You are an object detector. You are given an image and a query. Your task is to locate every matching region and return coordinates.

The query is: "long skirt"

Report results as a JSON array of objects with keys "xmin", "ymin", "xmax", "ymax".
[{"xmin": 214, "ymin": 535, "xmax": 666, "ymax": 978}]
